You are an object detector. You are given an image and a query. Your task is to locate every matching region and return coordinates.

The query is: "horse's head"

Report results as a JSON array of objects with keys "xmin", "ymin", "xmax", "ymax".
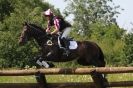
[
  {"xmin": 19, "ymin": 22, "xmax": 30, "ymax": 45},
  {"xmin": 19, "ymin": 22, "xmax": 46, "ymax": 45}
]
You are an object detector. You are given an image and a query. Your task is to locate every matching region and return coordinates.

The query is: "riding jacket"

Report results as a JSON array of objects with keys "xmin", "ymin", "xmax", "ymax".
[{"xmin": 47, "ymin": 16, "xmax": 71, "ymax": 32}]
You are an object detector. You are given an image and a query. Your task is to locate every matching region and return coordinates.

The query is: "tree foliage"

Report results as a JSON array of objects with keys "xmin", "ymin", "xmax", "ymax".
[
  {"xmin": 65, "ymin": 0, "xmax": 127, "ymax": 66},
  {"xmin": 123, "ymin": 33, "xmax": 133, "ymax": 66},
  {"xmin": 0, "ymin": 0, "xmax": 60, "ymax": 68},
  {"xmin": 0, "ymin": 0, "xmax": 14, "ymax": 22},
  {"xmin": 65, "ymin": 0, "xmax": 121, "ymax": 37},
  {"xmin": 0, "ymin": 0, "xmax": 131, "ymax": 68}
]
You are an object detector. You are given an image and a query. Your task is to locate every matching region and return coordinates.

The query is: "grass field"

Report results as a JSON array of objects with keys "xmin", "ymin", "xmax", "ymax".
[{"xmin": 0, "ymin": 73, "xmax": 132, "ymax": 83}]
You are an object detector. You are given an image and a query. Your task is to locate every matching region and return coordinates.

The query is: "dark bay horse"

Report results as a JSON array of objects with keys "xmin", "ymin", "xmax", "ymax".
[
  {"xmin": 19, "ymin": 22, "xmax": 107, "ymax": 87},
  {"xmin": 19, "ymin": 22, "xmax": 106, "ymax": 67}
]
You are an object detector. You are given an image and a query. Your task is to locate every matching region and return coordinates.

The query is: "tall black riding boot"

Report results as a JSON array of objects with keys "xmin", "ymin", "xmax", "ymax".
[{"xmin": 62, "ymin": 38, "xmax": 70, "ymax": 56}]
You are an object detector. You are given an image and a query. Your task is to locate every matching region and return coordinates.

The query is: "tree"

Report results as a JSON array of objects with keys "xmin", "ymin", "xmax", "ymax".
[
  {"xmin": 123, "ymin": 33, "xmax": 133, "ymax": 66},
  {"xmin": 0, "ymin": 0, "xmax": 61, "ymax": 68},
  {"xmin": 65, "ymin": 0, "xmax": 121, "ymax": 37},
  {"xmin": 64, "ymin": 0, "xmax": 127, "ymax": 66},
  {"xmin": 0, "ymin": 0, "xmax": 14, "ymax": 22}
]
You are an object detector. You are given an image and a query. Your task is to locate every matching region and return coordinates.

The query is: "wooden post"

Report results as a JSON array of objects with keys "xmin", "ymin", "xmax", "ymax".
[
  {"xmin": 90, "ymin": 71, "xmax": 106, "ymax": 88},
  {"xmin": 35, "ymin": 71, "xmax": 47, "ymax": 88}
]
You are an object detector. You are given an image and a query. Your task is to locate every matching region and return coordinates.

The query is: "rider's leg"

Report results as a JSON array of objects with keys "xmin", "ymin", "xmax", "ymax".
[
  {"xmin": 62, "ymin": 37, "xmax": 70, "ymax": 55},
  {"xmin": 61, "ymin": 27, "xmax": 71, "ymax": 56},
  {"xmin": 61, "ymin": 27, "xmax": 71, "ymax": 39}
]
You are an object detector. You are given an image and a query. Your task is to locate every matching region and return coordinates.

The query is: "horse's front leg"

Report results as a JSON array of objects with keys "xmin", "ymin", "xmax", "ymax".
[
  {"xmin": 33, "ymin": 55, "xmax": 47, "ymax": 68},
  {"xmin": 35, "ymin": 52, "xmax": 55, "ymax": 68},
  {"xmin": 36, "ymin": 57, "xmax": 50, "ymax": 68}
]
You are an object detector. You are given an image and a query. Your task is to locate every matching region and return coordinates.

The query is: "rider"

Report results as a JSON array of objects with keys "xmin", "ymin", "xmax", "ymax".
[{"xmin": 43, "ymin": 9, "xmax": 72, "ymax": 55}]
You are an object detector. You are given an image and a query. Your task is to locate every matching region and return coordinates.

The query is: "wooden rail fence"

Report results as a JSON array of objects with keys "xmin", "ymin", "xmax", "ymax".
[{"xmin": 0, "ymin": 67, "xmax": 133, "ymax": 88}]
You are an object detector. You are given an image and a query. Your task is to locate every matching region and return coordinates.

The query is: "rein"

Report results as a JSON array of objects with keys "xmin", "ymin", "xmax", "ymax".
[{"xmin": 27, "ymin": 23, "xmax": 59, "ymax": 46}]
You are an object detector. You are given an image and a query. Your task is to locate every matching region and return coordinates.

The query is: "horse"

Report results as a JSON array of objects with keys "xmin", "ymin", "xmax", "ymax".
[
  {"xmin": 19, "ymin": 22, "xmax": 106, "ymax": 68},
  {"xmin": 19, "ymin": 22, "xmax": 107, "ymax": 87}
]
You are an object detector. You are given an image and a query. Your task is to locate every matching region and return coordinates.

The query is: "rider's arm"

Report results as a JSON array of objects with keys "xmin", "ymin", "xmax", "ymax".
[
  {"xmin": 51, "ymin": 19, "xmax": 60, "ymax": 35},
  {"xmin": 46, "ymin": 21, "xmax": 51, "ymax": 33}
]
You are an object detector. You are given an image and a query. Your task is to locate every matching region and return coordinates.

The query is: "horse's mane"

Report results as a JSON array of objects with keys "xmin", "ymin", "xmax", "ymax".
[{"xmin": 28, "ymin": 23, "xmax": 46, "ymax": 34}]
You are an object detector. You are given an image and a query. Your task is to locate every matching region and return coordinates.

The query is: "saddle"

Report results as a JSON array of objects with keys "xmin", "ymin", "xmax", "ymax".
[
  {"xmin": 46, "ymin": 35, "xmax": 78, "ymax": 56},
  {"xmin": 58, "ymin": 37, "xmax": 78, "ymax": 50},
  {"xmin": 46, "ymin": 34, "xmax": 78, "ymax": 50}
]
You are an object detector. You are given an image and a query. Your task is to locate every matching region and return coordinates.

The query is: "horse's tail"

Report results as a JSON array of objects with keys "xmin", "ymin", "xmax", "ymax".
[{"xmin": 98, "ymin": 46, "xmax": 106, "ymax": 67}]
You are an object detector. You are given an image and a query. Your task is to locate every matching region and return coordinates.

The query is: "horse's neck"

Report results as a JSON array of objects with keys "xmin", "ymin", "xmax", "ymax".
[
  {"xmin": 30, "ymin": 27, "xmax": 46, "ymax": 46},
  {"xmin": 52, "ymin": 35, "xmax": 59, "ymax": 44},
  {"xmin": 33, "ymin": 34, "xmax": 46, "ymax": 47}
]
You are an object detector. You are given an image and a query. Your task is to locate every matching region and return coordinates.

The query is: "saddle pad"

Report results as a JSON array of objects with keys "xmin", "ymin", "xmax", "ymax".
[{"xmin": 69, "ymin": 41, "xmax": 78, "ymax": 50}]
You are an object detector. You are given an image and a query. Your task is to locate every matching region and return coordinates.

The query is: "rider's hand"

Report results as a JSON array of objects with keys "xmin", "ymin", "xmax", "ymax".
[{"xmin": 46, "ymin": 29, "xmax": 50, "ymax": 33}]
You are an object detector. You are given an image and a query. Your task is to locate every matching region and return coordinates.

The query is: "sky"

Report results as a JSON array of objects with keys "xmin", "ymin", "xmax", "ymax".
[{"xmin": 45, "ymin": 0, "xmax": 133, "ymax": 32}]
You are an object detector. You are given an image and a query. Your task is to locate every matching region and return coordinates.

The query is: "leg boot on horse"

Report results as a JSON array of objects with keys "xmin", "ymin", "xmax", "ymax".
[
  {"xmin": 36, "ymin": 57, "xmax": 50, "ymax": 68},
  {"xmin": 36, "ymin": 57, "xmax": 55, "ymax": 68}
]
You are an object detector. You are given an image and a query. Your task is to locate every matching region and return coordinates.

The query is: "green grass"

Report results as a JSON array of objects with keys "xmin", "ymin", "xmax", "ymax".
[
  {"xmin": 0, "ymin": 73, "xmax": 132, "ymax": 83},
  {"xmin": 0, "ymin": 76, "xmax": 36, "ymax": 83},
  {"xmin": 0, "ymin": 74, "xmax": 132, "ymax": 88},
  {"xmin": 46, "ymin": 75, "xmax": 92, "ymax": 83},
  {"xmin": 107, "ymin": 73, "xmax": 133, "ymax": 82}
]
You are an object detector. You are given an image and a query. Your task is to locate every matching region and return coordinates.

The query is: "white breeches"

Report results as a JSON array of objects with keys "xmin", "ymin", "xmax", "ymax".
[{"xmin": 61, "ymin": 27, "xmax": 71, "ymax": 39}]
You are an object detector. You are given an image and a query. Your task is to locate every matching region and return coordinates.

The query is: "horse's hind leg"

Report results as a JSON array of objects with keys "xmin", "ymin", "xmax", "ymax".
[
  {"xmin": 77, "ymin": 58, "xmax": 91, "ymax": 66},
  {"xmin": 91, "ymin": 53, "xmax": 105, "ymax": 67},
  {"xmin": 91, "ymin": 58, "xmax": 105, "ymax": 67},
  {"xmin": 92, "ymin": 57, "xmax": 108, "ymax": 83},
  {"xmin": 97, "ymin": 47, "xmax": 106, "ymax": 67}
]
